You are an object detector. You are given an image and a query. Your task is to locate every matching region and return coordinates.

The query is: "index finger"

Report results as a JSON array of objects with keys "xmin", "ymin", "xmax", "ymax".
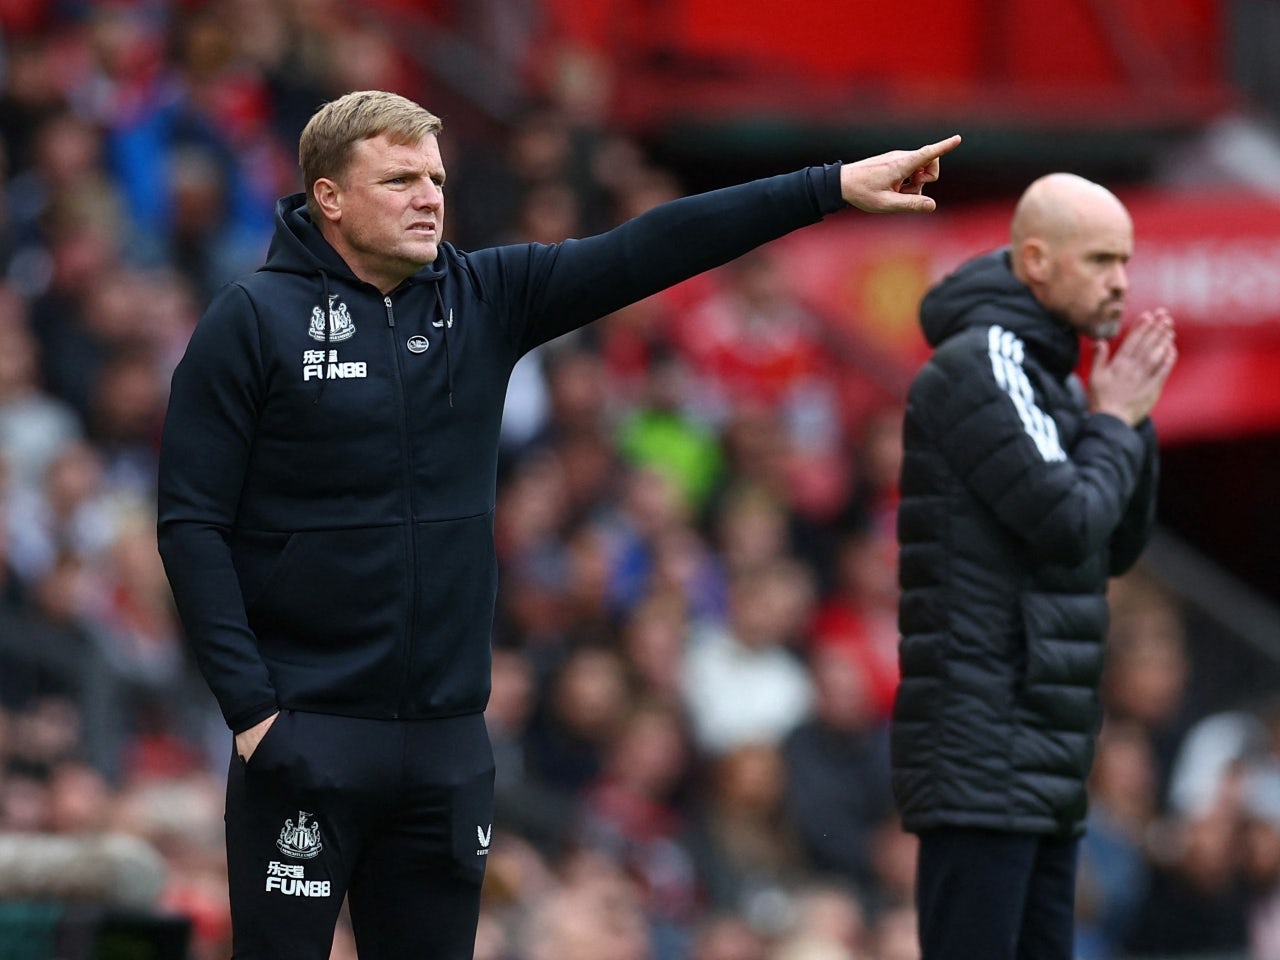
[
  {"xmin": 912, "ymin": 134, "xmax": 963, "ymax": 166},
  {"xmin": 1122, "ymin": 312, "xmax": 1174, "ymax": 356}
]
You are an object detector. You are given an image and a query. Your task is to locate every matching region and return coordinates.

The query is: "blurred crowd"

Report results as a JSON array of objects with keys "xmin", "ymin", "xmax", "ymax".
[{"xmin": 1, "ymin": 3, "xmax": 1280, "ymax": 960}]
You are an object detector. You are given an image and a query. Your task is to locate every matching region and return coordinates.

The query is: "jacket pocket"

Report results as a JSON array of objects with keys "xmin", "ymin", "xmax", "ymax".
[
  {"xmin": 1020, "ymin": 591, "xmax": 1106, "ymax": 730},
  {"xmin": 246, "ymin": 526, "xmax": 409, "ymax": 662},
  {"xmin": 231, "ymin": 530, "xmax": 299, "ymax": 608}
]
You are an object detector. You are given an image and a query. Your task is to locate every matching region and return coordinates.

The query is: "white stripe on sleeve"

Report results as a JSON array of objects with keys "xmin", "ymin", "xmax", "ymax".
[{"xmin": 987, "ymin": 325, "xmax": 1066, "ymax": 462}]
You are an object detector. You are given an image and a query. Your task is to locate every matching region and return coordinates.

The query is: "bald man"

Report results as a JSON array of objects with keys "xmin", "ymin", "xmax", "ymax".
[{"xmin": 890, "ymin": 173, "xmax": 1176, "ymax": 960}]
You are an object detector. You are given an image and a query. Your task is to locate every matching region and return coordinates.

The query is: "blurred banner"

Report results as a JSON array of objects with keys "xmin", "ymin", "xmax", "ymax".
[
  {"xmin": 726, "ymin": 190, "xmax": 1280, "ymax": 445},
  {"xmin": 543, "ymin": 0, "xmax": 1232, "ymax": 131}
]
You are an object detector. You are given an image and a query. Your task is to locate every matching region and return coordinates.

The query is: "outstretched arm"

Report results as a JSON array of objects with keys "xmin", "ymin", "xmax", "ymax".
[
  {"xmin": 498, "ymin": 134, "xmax": 965, "ymax": 351},
  {"xmin": 840, "ymin": 134, "xmax": 962, "ymax": 212}
]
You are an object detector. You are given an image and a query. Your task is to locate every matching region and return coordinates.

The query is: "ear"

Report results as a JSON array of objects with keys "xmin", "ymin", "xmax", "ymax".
[
  {"xmin": 1018, "ymin": 238, "xmax": 1051, "ymax": 284},
  {"xmin": 312, "ymin": 178, "xmax": 342, "ymax": 223}
]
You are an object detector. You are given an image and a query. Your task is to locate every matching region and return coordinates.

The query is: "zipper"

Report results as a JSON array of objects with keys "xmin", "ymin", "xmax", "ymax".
[{"xmin": 385, "ymin": 295, "xmax": 417, "ymax": 718}]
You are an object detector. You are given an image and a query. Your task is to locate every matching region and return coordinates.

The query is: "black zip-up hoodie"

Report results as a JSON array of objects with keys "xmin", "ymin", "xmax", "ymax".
[{"xmin": 157, "ymin": 165, "xmax": 846, "ymax": 734}]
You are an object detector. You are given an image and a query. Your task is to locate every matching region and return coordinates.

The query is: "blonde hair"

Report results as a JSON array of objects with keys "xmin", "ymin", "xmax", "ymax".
[{"xmin": 298, "ymin": 90, "xmax": 443, "ymax": 220}]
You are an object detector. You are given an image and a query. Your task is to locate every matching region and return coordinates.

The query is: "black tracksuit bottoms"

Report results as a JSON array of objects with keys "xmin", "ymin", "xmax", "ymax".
[
  {"xmin": 225, "ymin": 710, "xmax": 494, "ymax": 960},
  {"xmin": 916, "ymin": 827, "xmax": 1080, "ymax": 960}
]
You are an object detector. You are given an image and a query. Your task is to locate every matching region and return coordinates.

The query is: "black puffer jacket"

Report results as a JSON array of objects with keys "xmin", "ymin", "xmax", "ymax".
[{"xmin": 892, "ymin": 248, "xmax": 1158, "ymax": 836}]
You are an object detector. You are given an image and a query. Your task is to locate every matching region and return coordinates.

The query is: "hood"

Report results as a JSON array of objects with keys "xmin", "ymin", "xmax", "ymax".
[
  {"xmin": 920, "ymin": 247, "xmax": 1079, "ymax": 378},
  {"xmin": 263, "ymin": 194, "xmax": 457, "ymax": 405},
  {"xmin": 262, "ymin": 193, "xmax": 451, "ymax": 286}
]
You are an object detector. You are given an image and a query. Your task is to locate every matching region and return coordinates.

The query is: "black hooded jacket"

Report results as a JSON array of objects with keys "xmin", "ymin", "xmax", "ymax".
[
  {"xmin": 157, "ymin": 165, "xmax": 845, "ymax": 734},
  {"xmin": 892, "ymin": 248, "xmax": 1159, "ymax": 836}
]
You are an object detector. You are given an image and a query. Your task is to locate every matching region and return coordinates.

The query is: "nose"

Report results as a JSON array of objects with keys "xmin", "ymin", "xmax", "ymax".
[
  {"xmin": 415, "ymin": 181, "xmax": 443, "ymax": 209},
  {"xmin": 1110, "ymin": 261, "xmax": 1128, "ymax": 294}
]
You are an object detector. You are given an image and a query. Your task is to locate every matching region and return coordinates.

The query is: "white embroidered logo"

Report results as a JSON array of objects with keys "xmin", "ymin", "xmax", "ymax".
[
  {"xmin": 308, "ymin": 296, "xmax": 356, "ymax": 342},
  {"xmin": 277, "ymin": 811, "xmax": 323, "ymax": 859},
  {"xmin": 476, "ymin": 824, "xmax": 492, "ymax": 856},
  {"xmin": 302, "ymin": 349, "xmax": 367, "ymax": 381},
  {"xmin": 407, "ymin": 335, "xmax": 429, "ymax": 354},
  {"xmin": 265, "ymin": 860, "xmax": 331, "ymax": 897}
]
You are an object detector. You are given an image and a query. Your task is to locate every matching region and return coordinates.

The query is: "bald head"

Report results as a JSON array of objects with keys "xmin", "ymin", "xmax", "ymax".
[
  {"xmin": 1010, "ymin": 173, "xmax": 1134, "ymax": 339},
  {"xmin": 1011, "ymin": 173, "xmax": 1128, "ymax": 253}
]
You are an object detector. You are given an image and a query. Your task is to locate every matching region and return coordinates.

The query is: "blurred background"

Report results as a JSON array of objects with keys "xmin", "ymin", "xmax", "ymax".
[{"xmin": 1, "ymin": 1, "xmax": 1279, "ymax": 958}]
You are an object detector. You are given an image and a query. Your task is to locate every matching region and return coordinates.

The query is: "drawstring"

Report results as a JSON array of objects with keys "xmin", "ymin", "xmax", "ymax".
[
  {"xmin": 314, "ymin": 271, "xmax": 332, "ymax": 404},
  {"xmin": 434, "ymin": 283, "xmax": 454, "ymax": 408},
  {"xmin": 313, "ymin": 274, "xmax": 453, "ymax": 409}
]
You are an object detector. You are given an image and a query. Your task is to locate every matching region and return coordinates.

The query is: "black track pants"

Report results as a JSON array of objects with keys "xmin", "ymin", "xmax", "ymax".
[{"xmin": 225, "ymin": 710, "xmax": 494, "ymax": 960}]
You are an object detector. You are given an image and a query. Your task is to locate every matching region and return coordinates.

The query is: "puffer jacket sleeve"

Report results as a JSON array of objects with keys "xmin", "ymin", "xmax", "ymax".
[
  {"xmin": 922, "ymin": 325, "xmax": 1149, "ymax": 568},
  {"xmin": 1107, "ymin": 418, "xmax": 1159, "ymax": 574},
  {"xmin": 157, "ymin": 283, "xmax": 279, "ymax": 733}
]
